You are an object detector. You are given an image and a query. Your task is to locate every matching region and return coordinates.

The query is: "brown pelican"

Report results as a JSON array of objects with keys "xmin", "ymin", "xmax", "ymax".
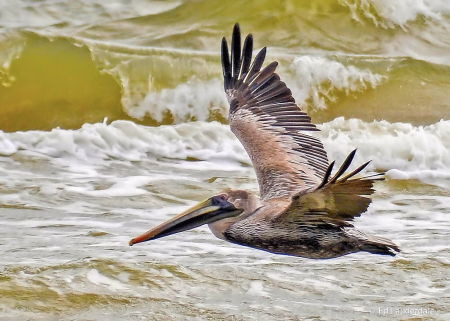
[{"xmin": 129, "ymin": 24, "xmax": 400, "ymax": 258}]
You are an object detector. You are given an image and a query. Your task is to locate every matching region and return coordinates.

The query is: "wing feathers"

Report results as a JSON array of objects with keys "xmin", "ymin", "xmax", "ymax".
[
  {"xmin": 253, "ymin": 77, "xmax": 283, "ymax": 99},
  {"xmin": 231, "ymin": 23, "xmax": 241, "ymax": 85},
  {"xmin": 278, "ymin": 150, "xmax": 384, "ymax": 223},
  {"xmin": 340, "ymin": 161, "xmax": 372, "ymax": 182},
  {"xmin": 243, "ymin": 47, "xmax": 266, "ymax": 83},
  {"xmin": 248, "ymin": 62, "xmax": 279, "ymax": 90},
  {"xmin": 239, "ymin": 34, "xmax": 253, "ymax": 79},
  {"xmin": 221, "ymin": 38, "xmax": 231, "ymax": 91},
  {"xmin": 328, "ymin": 149, "xmax": 357, "ymax": 184},
  {"xmin": 223, "ymin": 23, "xmax": 330, "ymax": 200},
  {"xmin": 317, "ymin": 161, "xmax": 335, "ymax": 189}
]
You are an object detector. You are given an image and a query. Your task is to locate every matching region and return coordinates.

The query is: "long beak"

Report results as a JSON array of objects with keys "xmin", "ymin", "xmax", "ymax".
[{"xmin": 129, "ymin": 197, "xmax": 243, "ymax": 246}]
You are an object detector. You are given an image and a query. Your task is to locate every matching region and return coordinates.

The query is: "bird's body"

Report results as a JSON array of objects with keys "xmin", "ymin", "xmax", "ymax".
[
  {"xmin": 208, "ymin": 190, "xmax": 398, "ymax": 259},
  {"xmin": 129, "ymin": 24, "xmax": 400, "ymax": 259}
]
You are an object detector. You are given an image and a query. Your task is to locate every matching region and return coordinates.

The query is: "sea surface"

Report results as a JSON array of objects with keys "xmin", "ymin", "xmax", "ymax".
[{"xmin": 0, "ymin": 1, "xmax": 449, "ymax": 320}]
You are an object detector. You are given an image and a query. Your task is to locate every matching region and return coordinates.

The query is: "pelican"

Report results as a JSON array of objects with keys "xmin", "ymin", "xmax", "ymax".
[{"xmin": 129, "ymin": 24, "xmax": 400, "ymax": 258}]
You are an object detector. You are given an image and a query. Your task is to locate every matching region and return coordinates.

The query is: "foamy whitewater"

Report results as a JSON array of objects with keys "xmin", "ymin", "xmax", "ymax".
[
  {"xmin": 0, "ymin": 0, "xmax": 449, "ymax": 320},
  {"xmin": 1, "ymin": 118, "xmax": 450, "ymax": 180}
]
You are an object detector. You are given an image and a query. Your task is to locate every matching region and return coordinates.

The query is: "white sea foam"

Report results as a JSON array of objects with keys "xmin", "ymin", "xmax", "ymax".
[
  {"xmin": 246, "ymin": 280, "xmax": 270, "ymax": 297},
  {"xmin": 128, "ymin": 56, "xmax": 384, "ymax": 122},
  {"xmin": 341, "ymin": 0, "xmax": 449, "ymax": 29},
  {"xmin": 316, "ymin": 117, "xmax": 450, "ymax": 180},
  {"xmin": 64, "ymin": 176, "xmax": 154, "ymax": 197},
  {"xmin": 0, "ymin": 120, "xmax": 246, "ymax": 164},
  {"xmin": 340, "ymin": 0, "xmax": 450, "ymax": 64},
  {"xmin": 0, "ymin": 118, "xmax": 449, "ymax": 183},
  {"xmin": 285, "ymin": 56, "xmax": 384, "ymax": 109},
  {"xmin": 0, "ymin": 0, "xmax": 181, "ymax": 28},
  {"xmin": 129, "ymin": 78, "xmax": 228, "ymax": 123},
  {"xmin": 86, "ymin": 269, "xmax": 128, "ymax": 291}
]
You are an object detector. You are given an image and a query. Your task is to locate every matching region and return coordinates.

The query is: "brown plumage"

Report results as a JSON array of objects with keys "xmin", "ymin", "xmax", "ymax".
[{"xmin": 129, "ymin": 23, "xmax": 400, "ymax": 259}]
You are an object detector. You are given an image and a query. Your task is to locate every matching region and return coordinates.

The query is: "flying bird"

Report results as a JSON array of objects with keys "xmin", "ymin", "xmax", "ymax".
[{"xmin": 129, "ymin": 24, "xmax": 400, "ymax": 258}]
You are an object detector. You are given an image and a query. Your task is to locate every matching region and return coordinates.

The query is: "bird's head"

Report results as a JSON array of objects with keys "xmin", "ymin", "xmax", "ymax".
[{"xmin": 129, "ymin": 192, "xmax": 245, "ymax": 246}]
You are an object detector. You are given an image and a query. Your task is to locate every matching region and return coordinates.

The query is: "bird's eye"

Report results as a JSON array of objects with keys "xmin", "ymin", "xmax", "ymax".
[
  {"xmin": 212, "ymin": 194, "xmax": 228, "ymax": 205},
  {"xmin": 211, "ymin": 196, "xmax": 220, "ymax": 206}
]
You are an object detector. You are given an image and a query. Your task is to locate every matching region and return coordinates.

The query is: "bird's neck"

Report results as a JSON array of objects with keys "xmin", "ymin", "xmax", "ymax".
[
  {"xmin": 208, "ymin": 189, "xmax": 261, "ymax": 240},
  {"xmin": 208, "ymin": 217, "xmax": 240, "ymax": 240}
]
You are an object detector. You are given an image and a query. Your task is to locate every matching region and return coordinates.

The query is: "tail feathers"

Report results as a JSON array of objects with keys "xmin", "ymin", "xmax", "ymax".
[
  {"xmin": 361, "ymin": 235, "xmax": 400, "ymax": 257},
  {"xmin": 343, "ymin": 227, "xmax": 400, "ymax": 256}
]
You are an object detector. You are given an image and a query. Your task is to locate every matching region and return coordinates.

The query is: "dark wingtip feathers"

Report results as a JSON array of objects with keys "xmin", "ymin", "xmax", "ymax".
[
  {"xmin": 340, "ymin": 161, "xmax": 372, "ymax": 182},
  {"xmin": 319, "ymin": 149, "xmax": 384, "ymax": 189},
  {"xmin": 221, "ymin": 37, "xmax": 231, "ymax": 91},
  {"xmin": 318, "ymin": 161, "xmax": 335, "ymax": 189},
  {"xmin": 328, "ymin": 149, "xmax": 357, "ymax": 184},
  {"xmin": 239, "ymin": 33, "xmax": 253, "ymax": 79},
  {"xmin": 231, "ymin": 23, "xmax": 242, "ymax": 84},
  {"xmin": 222, "ymin": 24, "xmax": 272, "ymax": 93}
]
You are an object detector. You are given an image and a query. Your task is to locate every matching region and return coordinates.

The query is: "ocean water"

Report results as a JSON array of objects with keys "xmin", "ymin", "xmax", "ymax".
[{"xmin": 0, "ymin": 1, "xmax": 449, "ymax": 320}]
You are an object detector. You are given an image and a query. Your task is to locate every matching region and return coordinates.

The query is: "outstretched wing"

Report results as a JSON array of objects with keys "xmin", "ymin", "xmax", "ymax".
[
  {"xmin": 222, "ymin": 23, "xmax": 329, "ymax": 201},
  {"xmin": 276, "ymin": 150, "xmax": 384, "ymax": 225}
]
